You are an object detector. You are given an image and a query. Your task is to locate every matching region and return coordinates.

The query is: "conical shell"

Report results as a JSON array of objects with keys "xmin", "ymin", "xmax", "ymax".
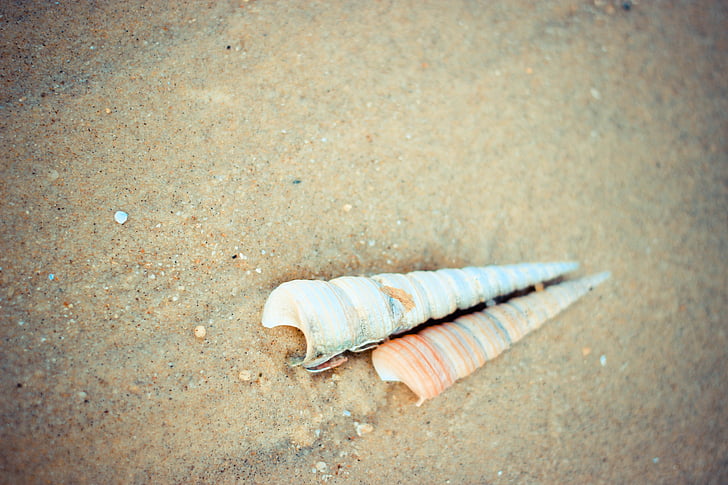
[
  {"xmin": 371, "ymin": 271, "xmax": 610, "ymax": 405},
  {"xmin": 262, "ymin": 261, "xmax": 579, "ymax": 371}
]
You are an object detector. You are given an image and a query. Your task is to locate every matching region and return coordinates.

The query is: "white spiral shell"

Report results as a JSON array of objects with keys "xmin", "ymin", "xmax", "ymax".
[
  {"xmin": 371, "ymin": 271, "xmax": 610, "ymax": 405},
  {"xmin": 262, "ymin": 261, "xmax": 579, "ymax": 371}
]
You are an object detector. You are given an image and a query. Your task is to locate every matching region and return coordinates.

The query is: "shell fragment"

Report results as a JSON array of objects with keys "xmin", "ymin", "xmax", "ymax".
[{"xmin": 114, "ymin": 210, "xmax": 128, "ymax": 224}]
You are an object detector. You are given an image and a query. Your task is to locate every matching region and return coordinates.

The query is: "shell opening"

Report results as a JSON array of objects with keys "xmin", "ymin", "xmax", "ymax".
[{"xmin": 261, "ymin": 284, "xmax": 318, "ymax": 367}]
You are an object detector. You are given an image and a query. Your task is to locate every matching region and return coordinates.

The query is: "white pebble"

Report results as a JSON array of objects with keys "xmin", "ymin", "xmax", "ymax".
[
  {"xmin": 114, "ymin": 211, "xmax": 128, "ymax": 224},
  {"xmin": 355, "ymin": 422, "xmax": 374, "ymax": 436},
  {"xmin": 315, "ymin": 461, "xmax": 327, "ymax": 472},
  {"xmin": 194, "ymin": 325, "xmax": 206, "ymax": 339},
  {"xmin": 600, "ymin": 355, "xmax": 607, "ymax": 366}
]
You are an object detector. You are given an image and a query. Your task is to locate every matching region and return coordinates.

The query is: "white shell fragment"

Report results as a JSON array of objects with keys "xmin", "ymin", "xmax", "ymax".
[
  {"xmin": 372, "ymin": 271, "xmax": 610, "ymax": 405},
  {"xmin": 262, "ymin": 261, "xmax": 578, "ymax": 371},
  {"xmin": 114, "ymin": 210, "xmax": 128, "ymax": 224}
]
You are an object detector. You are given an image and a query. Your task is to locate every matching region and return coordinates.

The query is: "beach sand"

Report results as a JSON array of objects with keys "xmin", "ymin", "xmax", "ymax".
[{"xmin": 1, "ymin": 1, "xmax": 726, "ymax": 483}]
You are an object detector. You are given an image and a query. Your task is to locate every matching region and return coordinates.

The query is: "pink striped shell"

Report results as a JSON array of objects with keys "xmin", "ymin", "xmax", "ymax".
[{"xmin": 372, "ymin": 272, "xmax": 610, "ymax": 405}]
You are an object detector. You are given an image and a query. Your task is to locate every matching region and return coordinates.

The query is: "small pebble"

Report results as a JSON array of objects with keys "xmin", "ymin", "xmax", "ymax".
[
  {"xmin": 355, "ymin": 422, "xmax": 374, "ymax": 436},
  {"xmin": 315, "ymin": 461, "xmax": 327, "ymax": 472},
  {"xmin": 194, "ymin": 325, "xmax": 207, "ymax": 339},
  {"xmin": 114, "ymin": 211, "xmax": 128, "ymax": 224},
  {"xmin": 582, "ymin": 347, "xmax": 592, "ymax": 357},
  {"xmin": 600, "ymin": 354, "xmax": 607, "ymax": 366},
  {"xmin": 342, "ymin": 203, "xmax": 352, "ymax": 212},
  {"xmin": 238, "ymin": 370, "xmax": 252, "ymax": 381}
]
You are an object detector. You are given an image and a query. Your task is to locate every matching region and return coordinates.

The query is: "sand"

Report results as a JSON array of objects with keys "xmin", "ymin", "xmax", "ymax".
[{"xmin": 1, "ymin": 1, "xmax": 726, "ymax": 483}]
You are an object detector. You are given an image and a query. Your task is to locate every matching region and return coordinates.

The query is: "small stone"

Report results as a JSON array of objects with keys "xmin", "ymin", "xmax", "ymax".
[
  {"xmin": 342, "ymin": 203, "xmax": 352, "ymax": 212},
  {"xmin": 238, "ymin": 370, "xmax": 252, "ymax": 381},
  {"xmin": 600, "ymin": 354, "xmax": 607, "ymax": 366},
  {"xmin": 194, "ymin": 325, "xmax": 207, "ymax": 339},
  {"xmin": 355, "ymin": 422, "xmax": 374, "ymax": 436},
  {"xmin": 582, "ymin": 347, "xmax": 592, "ymax": 357},
  {"xmin": 315, "ymin": 461, "xmax": 327, "ymax": 472},
  {"xmin": 114, "ymin": 211, "xmax": 128, "ymax": 224}
]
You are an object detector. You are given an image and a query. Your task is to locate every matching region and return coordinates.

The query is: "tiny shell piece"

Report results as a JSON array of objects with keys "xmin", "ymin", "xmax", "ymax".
[
  {"xmin": 371, "ymin": 271, "xmax": 610, "ymax": 405},
  {"xmin": 114, "ymin": 210, "xmax": 128, "ymax": 224},
  {"xmin": 262, "ymin": 261, "xmax": 579, "ymax": 371}
]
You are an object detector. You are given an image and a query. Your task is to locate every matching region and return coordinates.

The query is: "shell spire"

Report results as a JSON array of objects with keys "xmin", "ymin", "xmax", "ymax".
[
  {"xmin": 371, "ymin": 271, "xmax": 610, "ymax": 405},
  {"xmin": 262, "ymin": 261, "xmax": 579, "ymax": 371}
]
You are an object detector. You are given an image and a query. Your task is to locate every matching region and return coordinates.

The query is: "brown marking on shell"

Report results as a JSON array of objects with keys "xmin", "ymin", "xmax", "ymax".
[{"xmin": 380, "ymin": 285, "xmax": 415, "ymax": 311}]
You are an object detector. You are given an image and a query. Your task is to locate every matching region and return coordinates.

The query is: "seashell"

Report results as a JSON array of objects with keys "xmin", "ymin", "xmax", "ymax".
[
  {"xmin": 371, "ymin": 271, "xmax": 610, "ymax": 405},
  {"xmin": 262, "ymin": 261, "xmax": 579, "ymax": 371}
]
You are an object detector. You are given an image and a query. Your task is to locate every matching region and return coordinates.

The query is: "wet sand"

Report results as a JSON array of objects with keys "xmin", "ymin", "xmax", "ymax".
[{"xmin": 1, "ymin": 1, "xmax": 726, "ymax": 483}]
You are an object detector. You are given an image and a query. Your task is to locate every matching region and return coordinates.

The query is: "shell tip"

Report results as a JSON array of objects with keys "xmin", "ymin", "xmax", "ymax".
[
  {"xmin": 588, "ymin": 271, "xmax": 612, "ymax": 287},
  {"xmin": 565, "ymin": 261, "xmax": 580, "ymax": 271}
]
